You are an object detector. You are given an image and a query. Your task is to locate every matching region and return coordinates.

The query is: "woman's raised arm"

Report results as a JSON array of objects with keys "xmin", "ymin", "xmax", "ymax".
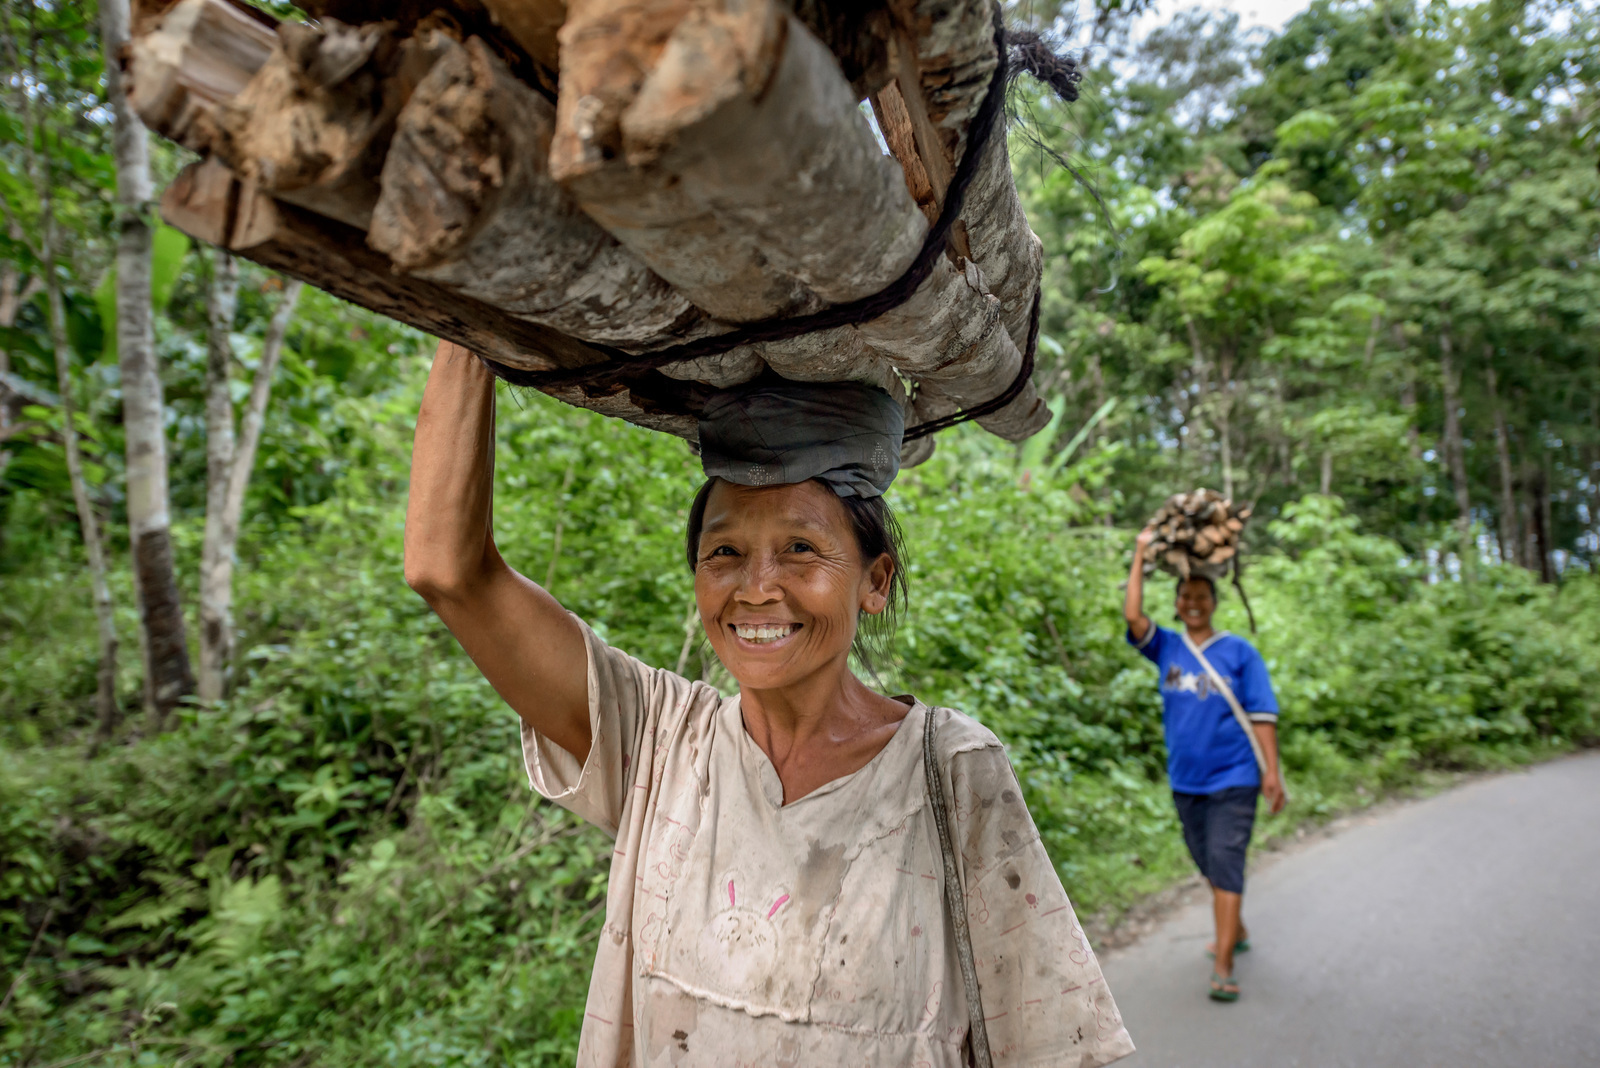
[
  {"xmin": 404, "ymin": 341, "xmax": 592, "ymax": 761},
  {"xmin": 1124, "ymin": 528, "xmax": 1154, "ymax": 642}
]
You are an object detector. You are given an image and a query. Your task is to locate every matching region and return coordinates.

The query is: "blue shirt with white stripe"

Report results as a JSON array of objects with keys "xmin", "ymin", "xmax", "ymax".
[{"xmin": 1127, "ymin": 623, "xmax": 1279, "ymax": 794}]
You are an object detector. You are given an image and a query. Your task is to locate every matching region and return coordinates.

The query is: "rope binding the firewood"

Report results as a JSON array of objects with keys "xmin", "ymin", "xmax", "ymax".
[{"xmin": 481, "ymin": 3, "xmax": 1082, "ymax": 442}]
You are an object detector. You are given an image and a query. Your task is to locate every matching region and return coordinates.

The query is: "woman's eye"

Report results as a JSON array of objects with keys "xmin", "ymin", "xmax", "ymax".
[
  {"xmin": 709, "ymin": 545, "xmax": 739, "ymax": 558},
  {"xmin": 789, "ymin": 541, "xmax": 815, "ymax": 554}
]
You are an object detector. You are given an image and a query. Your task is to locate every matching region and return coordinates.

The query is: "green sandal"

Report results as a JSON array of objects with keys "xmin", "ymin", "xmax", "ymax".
[
  {"xmin": 1206, "ymin": 937, "xmax": 1250, "ymax": 959},
  {"xmin": 1209, "ymin": 972, "xmax": 1240, "ymax": 1002}
]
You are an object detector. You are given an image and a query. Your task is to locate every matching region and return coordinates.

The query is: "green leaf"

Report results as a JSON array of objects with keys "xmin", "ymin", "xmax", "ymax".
[{"xmin": 93, "ymin": 224, "xmax": 192, "ymax": 362}]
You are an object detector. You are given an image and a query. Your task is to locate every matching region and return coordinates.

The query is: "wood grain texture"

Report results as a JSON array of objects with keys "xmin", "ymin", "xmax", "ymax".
[{"xmin": 126, "ymin": 0, "xmax": 275, "ymax": 150}]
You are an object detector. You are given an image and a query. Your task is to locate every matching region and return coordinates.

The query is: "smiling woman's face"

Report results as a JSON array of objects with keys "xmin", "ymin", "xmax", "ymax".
[
  {"xmin": 693, "ymin": 479, "xmax": 893, "ymax": 692},
  {"xmin": 1176, "ymin": 578, "xmax": 1217, "ymax": 629}
]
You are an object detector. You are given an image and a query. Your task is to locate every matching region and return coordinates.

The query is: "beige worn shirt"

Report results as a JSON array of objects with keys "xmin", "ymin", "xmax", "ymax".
[{"xmin": 522, "ymin": 622, "xmax": 1135, "ymax": 1067}]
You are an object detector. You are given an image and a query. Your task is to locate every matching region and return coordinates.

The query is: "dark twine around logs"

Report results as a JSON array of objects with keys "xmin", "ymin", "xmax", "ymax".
[{"xmin": 481, "ymin": 4, "xmax": 1083, "ymax": 441}]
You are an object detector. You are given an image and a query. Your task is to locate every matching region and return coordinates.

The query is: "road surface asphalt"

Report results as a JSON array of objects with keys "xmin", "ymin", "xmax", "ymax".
[{"xmin": 1097, "ymin": 751, "xmax": 1600, "ymax": 1068}]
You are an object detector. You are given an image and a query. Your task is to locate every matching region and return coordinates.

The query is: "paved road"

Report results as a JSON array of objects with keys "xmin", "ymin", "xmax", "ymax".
[{"xmin": 1098, "ymin": 752, "xmax": 1600, "ymax": 1068}]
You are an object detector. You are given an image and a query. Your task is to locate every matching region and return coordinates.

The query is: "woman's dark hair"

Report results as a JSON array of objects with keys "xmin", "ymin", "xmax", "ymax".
[
  {"xmin": 685, "ymin": 478, "xmax": 909, "ymax": 670},
  {"xmin": 1175, "ymin": 575, "xmax": 1218, "ymax": 601}
]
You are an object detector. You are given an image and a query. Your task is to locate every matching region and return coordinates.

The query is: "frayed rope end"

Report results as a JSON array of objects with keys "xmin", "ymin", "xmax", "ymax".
[{"xmin": 1007, "ymin": 28, "xmax": 1084, "ymax": 103}]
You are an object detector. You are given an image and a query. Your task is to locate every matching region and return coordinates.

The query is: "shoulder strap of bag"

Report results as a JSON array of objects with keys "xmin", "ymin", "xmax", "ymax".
[
  {"xmin": 924, "ymin": 705, "xmax": 993, "ymax": 1068},
  {"xmin": 1180, "ymin": 633, "xmax": 1284, "ymax": 799}
]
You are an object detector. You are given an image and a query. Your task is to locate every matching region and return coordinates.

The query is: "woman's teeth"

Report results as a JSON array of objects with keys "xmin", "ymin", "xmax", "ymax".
[{"xmin": 733, "ymin": 624, "xmax": 798, "ymax": 644}]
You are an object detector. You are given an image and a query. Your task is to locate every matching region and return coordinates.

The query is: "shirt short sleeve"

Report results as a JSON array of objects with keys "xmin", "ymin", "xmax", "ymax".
[
  {"xmin": 1235, "ymin": 642, "xmax": 1280, "ymax": 722},
  {"xmin": 1126, "ymin": 619, "xmax": 1168, "ymax": 664},
  {"xmin": 519, "ymin": 619, "xmax": 704, "ymax": 837},
  {"xmin": 946, "ymin": 743, "xmax": 1136, "ymax": 1066}
]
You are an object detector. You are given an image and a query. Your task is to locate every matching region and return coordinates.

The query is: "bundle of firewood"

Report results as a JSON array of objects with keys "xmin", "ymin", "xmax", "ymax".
[
  {"xmin": 123, "ymin": 0, "xmax": 1056, "ymax": 459},
  {"xmin": 1143, "ymin": 489, "xmax": 1251, "ymax": 581}
]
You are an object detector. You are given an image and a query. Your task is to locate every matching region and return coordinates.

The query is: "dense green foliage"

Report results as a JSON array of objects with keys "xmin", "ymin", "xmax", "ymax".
[{"xmin": 2, "ymin": 0, "xmax": 1598, "ymax": 1064}]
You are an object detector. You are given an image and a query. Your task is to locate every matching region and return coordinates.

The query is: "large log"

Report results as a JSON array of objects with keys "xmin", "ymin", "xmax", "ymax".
[
  {"xmin": 368, "ymin": 33, "xmax": 701, "ymax": 344},
  {"xmin": 623, "ymin": 2, "xmax": 927, "ymax": 307}
]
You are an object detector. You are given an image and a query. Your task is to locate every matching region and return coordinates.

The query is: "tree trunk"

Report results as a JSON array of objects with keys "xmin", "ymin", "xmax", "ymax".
[
  {"xmin": 198, "ymin": 269, "xmax": 303, "ymax": 702},
  {"xmin": 1484, "ymin": 359, "xmax": 1520, "ymax": 568},
  {"xmin": 104, "ymin": 0, "xmax": 196, "ymax": 727},
  {"xmin": 0, "ymin": 266, "xmax": 42, "ymax": 480},
  {"xmin": 35, "ymin": 141, "xmax": 119, "ymax": 742},
  {"xmin": 1528, "ymin": 460, "xmax": 1554, "ymax": 583},
  {"xmin": 1437, "ymin": 321, "xmax": 1472, "ymax": 536},
  {"xmin": 1397, "ymin": 323, "xmax": 1421, "ymax": 462},
  {"xmin": 1217, "ymin": 348, "xmax": 1236, "ymax": 500},
  {"xmin": 198, "ymin": 250, "xmax": 240, "ymax": 702},
  {"xmin": 1184, "ymin": 317, "xmax": 1225, "ymax": 493},
  {"xmin": 1320, "ymin": 449, "xmax": 1332, "ymax": 496}
]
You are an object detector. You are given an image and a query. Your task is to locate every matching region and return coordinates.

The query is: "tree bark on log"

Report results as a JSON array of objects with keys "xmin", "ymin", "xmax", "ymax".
[
  {"xmin": 109, "ymin": 0, "xmax": 197, "ymax": 726},
  {"xmin": 369, "ymin": 33, "xmax": 701, "ymax": 344}
]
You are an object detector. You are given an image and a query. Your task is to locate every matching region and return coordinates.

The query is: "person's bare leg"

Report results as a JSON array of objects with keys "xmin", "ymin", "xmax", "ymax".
[
  {"xmin": 1206, "ymin": 882, "xmax": 1248, "ymax": 955},
  {"xmin": 1213, "ymin": 888, "xmax": 1243, "ymax": 982}
]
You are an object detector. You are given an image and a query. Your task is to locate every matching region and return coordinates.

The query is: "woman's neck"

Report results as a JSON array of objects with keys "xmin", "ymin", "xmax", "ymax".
[
  {"xmin": 737, "ymin": 662, "xmax": 910, "ymax": 804},
  {"xmin": 1185, "ymin": 622, "xmax": 1217, "ymax": 644}
]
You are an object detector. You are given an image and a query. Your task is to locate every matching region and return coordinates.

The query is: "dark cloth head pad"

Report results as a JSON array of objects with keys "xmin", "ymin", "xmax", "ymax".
[{"xmin": 697, "ymin": 380, "xmax": 904, "ymax": 499}]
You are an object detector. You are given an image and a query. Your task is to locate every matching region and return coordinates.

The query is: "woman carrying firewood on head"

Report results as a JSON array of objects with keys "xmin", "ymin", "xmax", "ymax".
[
  {"xmin": 406, "ymin": 342, "xmax": 1135, "ymax": 1068},
  {"xmin": 1123, "ymin": 524, "xmax": 1285, "ymax": 1004}
]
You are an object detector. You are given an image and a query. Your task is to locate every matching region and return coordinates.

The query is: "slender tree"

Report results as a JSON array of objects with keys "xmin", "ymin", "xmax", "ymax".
[
  {"xmin": 16, "ymin": 12, "xmax": 120, "ymax": 739},
  {"xmin": 197, "ymin": 261, "xmax": 303, "ymax": 701},
  {"xmin": 1436, "ymin": 322, "xmax": 1472, "ymax": 537},
  {"xmin": 100, "ymin": 0, "xmax": 194, "ymax": 724}
]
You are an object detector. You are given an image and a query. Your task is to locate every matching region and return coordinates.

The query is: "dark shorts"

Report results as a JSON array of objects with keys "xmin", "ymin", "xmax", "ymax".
[{"xmin": 1172, "ymin": 785, "xmax": 1258, "ymax": 894}]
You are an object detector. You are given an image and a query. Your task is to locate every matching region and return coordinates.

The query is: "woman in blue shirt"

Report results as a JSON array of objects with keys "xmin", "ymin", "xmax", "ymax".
[{"xmin": 1123, "ymin": 526, "xmax": 1285, "ymax": 1002}]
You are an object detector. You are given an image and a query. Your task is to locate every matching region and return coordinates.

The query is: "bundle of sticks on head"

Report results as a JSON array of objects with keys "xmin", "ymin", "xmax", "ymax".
[
  {"xmin": 126, "ymin": 0, "xmax": 1070, "ymax": 462},
  {"xmin": 1143, "ymin": 489, "xmax": 1252, "ymax": 581}
]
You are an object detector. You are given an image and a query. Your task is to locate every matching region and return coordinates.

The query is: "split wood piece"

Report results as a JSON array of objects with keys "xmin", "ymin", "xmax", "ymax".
[
  {"xmin": 162, "ymin": 157, "xmax": 698, "ymax": 439},
  {"xmin": 368, "ymin": 34, "xmax": 701, "ymax": 345},
  {"xmin": 548, "ymin": 0, "xmax": 694, "ymax": 184},
  {"xmin": 870, "ymin": 80, "xmax": 939, "ymax": 224},
  {"xmin": 210, "ymin": 19, "xmax": 442, "ymax": 231},
  {"xmin": 126, "ymin": 0, "xmax": 276, "ymax": 151}
]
